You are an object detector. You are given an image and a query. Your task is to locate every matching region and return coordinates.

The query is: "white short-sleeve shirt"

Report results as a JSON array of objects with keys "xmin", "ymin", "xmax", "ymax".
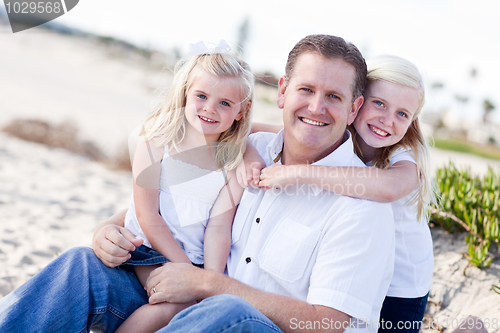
[
  {"xmin": 385, "ymin": 148, "xmax": 433, "ymax": 298},
  {"xmin": 227, "ymin": 130, "xmax": 395, "ymax": 332}
]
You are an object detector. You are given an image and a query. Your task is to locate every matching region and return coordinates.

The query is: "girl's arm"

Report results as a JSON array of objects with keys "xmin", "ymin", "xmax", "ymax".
[
  {"xmin": 132, "ymin": 139, "xmax": 191, "ymax": 264},
  {"xmin": 236, "ymin": 139, "xmax": 266, "ymax": 188},
  {"xmin": 236, "ymin": 123, "xmax": 283, "ymax": 187},
  {"xmin": 204, "ymin": 169, "xmax": 244, "ymax": 273},
  {"xmin": 258, "ymin": 161, "xmax": 418, "ymax": 202},
  {"xmin": 250, "ymin": 122, "xmax": 283, "ymax": 134}
]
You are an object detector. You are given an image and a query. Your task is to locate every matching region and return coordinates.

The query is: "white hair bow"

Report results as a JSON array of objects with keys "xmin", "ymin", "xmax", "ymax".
[{"xmin": 188, "ymin": 39, "xmax": 231, "ymax": 56}]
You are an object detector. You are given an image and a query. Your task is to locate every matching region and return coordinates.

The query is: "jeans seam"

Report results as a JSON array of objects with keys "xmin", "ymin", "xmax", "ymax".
[
  {"xmin": 89, "ymin": 304, "xmax": 129, "ymax": 320},
  {"xmin": 411, "ymin": 294, "xmax": 428, "ymax": 323}
]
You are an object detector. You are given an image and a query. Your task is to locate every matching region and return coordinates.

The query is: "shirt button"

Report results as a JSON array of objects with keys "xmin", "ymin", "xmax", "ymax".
[
  {"xmin": 245, "ymin": 257, "xmax": 251, "ymax": 263},
  {"xmin": 256, "ymin": 218, "xmax": 260, "ymax": 223}
]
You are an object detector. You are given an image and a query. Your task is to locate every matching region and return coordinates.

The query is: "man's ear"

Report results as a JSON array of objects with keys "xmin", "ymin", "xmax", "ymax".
[
  {"xmin": 277, "ymin": 76, "xmax": 288, "ymax": 109},
  {"xmin": 347, "ymin": 95, "xmax": 364, "ymax": 125}
]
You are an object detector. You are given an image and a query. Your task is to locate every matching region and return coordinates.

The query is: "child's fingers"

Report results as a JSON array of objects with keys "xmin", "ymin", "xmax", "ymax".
[
  {"xmin": 93, "ymin": 226, "xmax": 134, "ymax": 267},
  {"xmin": 104, "ymin": 227, "xmax": 136, "ymax": 253},
  {"xmin": 251, "ymin": 167, "xmax": 261, "ymax": 188},
  {"xmin": 258, "ymin": 182, "xmax": 271, "ymax": 191},
  {"xmin": 249, "ymin": 162, "xmax": 264, "ymax": 188},
  {"xmin": 120, "ymin": 227, "xmax": 143, "ymax": 248},
  {"xmin": 98, "ymin": 247, "xmax": 130, "ymax": 268},
  {"xmin": 235, "ymin": 164, "xmax": 249, "ymax": 188}
]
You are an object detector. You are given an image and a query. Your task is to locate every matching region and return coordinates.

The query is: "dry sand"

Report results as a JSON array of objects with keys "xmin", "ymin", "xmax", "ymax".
[{"xmin": 1, "ymin": 27, "xmax": 499, "ymax": 332}]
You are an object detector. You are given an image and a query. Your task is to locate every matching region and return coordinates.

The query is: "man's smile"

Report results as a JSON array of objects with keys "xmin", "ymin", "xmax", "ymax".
[{"xmin": 299, "ymin": 117, "xmax": 328, "ymax": 126}]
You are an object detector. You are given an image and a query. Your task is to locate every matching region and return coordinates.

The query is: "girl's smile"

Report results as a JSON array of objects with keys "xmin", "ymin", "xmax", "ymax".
[
  {"xmin": 368, "ymin": 124, "xmax": 390, "ymax": 137},
  {"xmin": 198, "ymin": 115, "xmax": 218, "ymax": 123},
  {"xmin": 353, "ymin": 79, "xmax": 419, "ymax": 155}
]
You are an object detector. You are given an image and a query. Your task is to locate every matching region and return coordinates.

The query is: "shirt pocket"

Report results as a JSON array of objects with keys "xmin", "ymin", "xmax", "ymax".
[
  {"xmin": 231, "ymin": 189, "xmax": 257, "ymax": 244},
  {"xmin": 258, "ymin": 217, "xmax": 321, "ymax": 283}
]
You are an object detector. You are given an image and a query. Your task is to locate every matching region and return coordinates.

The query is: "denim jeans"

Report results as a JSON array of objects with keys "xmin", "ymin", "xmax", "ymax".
[
  {"xmin": 158, "ymin": 294, "xmax": 283, "ymax": 333},
  {"xmin": 0, "ymin": 247, "xmax": 282, "ymax": 332},
  {"xmin": 378, "ymin": 293, "xmax": 429, "ymax": 333},
  {"xmin": 0, "ymin": 247, "xmax": 148, "ymax": 333}
]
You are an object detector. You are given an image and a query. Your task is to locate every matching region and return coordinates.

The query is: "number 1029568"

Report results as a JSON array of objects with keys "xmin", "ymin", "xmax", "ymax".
[{"xmin": 5, "ymin": 2, "xmax": 63, "ymax": 14}]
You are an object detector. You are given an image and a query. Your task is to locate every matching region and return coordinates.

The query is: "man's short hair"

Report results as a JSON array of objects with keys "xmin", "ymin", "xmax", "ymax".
[{"xmin": 285, "ymin": 34, "xmax": 367, "ymax": 101}]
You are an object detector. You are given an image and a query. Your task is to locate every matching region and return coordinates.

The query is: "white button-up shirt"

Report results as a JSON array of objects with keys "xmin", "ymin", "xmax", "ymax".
[{"xmin": 227, "ymin": 130, "xmax": 395, "ymax": 332}]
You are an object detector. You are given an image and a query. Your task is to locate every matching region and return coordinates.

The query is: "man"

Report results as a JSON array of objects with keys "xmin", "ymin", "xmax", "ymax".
[{"xmin": 0, "ymin": 34, "xmax": 394, "ymax": 333}]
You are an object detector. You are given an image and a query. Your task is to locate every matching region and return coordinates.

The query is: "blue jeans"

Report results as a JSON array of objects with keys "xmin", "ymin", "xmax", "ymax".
[
  {"xmin": 0, "ymin": 247, "xmax": 148, "ymax": 333},
  {"xmin": 0, "ymin": 247, "xmax": 282, "ymax": 332},
  {"xmin": 158, "ymin": 294, "xmax": 283, "ymax": 333},
  {"xmin": 378, "ymin": 293, "xmax": 429, "ymax": 333}
]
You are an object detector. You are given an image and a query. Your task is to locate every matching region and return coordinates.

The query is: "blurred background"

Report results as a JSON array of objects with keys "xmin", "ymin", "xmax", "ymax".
[{"xmin": 1, "ymin": 0, "xmax": 499, "ymax": 161}]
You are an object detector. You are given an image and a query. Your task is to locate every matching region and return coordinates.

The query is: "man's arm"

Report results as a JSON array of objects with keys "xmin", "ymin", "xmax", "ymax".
[
  {"xmin": 92, "ymin": 209, "xmax": 143, "ymax": 267},
  {"xmin": 146, "ymin": 264, "xmax": 350, "ymax": 333}
]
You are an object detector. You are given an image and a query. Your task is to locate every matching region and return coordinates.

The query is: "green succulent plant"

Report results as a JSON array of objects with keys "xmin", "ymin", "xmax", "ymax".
[{"xmin": 431, "ymin": 163, "xmax": 499, "ymax": 268}]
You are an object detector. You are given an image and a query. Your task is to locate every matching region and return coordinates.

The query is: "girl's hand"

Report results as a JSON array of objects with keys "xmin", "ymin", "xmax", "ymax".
[
  {"xmin": 236, "ymin": 141, "xmax": 266, "ymax": 188},
  {"xmin": 93, "ymin": 224, "xmax": 143, "ymax": 268},
  {"xmin": 259, "ymin": 164, "xmax": 298, "ymax": 190},
  {"xmin": 236, "ymin": 159, "xmax": 266, "ymax": 188}
]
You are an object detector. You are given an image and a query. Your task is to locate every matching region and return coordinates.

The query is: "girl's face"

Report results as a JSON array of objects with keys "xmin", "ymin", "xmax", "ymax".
[
  {"xmin": 184, "ymin": 70, "xmax": 245, "ymax": 143},
  {"xmin": 353, "ymin": 80, "xmax": 419, "ymax": 150}
]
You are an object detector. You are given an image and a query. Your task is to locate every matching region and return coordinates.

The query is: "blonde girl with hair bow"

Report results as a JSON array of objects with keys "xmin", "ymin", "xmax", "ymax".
[
  {"xmin": 246, "ymin": 55, "xmax": 437, "ymax": 333},
  {"xmin": 115, "ymin": 41, "xmax": 254, "ymax": 333}
]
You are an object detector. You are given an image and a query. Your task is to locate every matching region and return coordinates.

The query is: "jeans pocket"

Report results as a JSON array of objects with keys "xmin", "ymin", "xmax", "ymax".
[{"xmin": 258, "ymin": 217, "xmax": 321, "ymax": 283}]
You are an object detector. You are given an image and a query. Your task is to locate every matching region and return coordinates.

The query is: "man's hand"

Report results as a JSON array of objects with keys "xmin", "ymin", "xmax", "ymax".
[
  {"xmin": 146, "ymin": 263, "xmax": 211, "ymax": 304},
  {"xmin": 92, "ymin": 224, "xmax": 143, "ymax": 267}
]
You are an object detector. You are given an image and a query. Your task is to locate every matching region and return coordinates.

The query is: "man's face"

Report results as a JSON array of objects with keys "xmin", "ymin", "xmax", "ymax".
[{"xmin": 278, "ymin": 52, "xmax": 363, "ymax": 163}]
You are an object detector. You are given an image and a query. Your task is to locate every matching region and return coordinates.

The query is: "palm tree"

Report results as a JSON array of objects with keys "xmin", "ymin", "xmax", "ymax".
[{"xmin": 483, "ymin": 99, "xmax": 495, "ymax": 123}]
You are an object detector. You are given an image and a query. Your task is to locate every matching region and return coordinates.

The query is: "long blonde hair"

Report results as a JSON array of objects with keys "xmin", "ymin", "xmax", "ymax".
[
  {"xmin": 352, "ymin": 55, "xmax": 437, "ymax": 221},
  {"xmin": 141, "ymin": 53, "xmax": 254, "ymax": 170}
]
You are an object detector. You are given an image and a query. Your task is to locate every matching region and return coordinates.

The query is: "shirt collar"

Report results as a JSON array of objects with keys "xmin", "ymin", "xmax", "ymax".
[
  {"xmin": 313, "ymin": 130, "xmax": 354, "ymax": 167},
  {"xmin": 265, "ymin": 129, "xmax": 356, "ymax": 196},
  {"xmin": 266, "ymin": 129, "xmax": 285, "ymax": 165}
]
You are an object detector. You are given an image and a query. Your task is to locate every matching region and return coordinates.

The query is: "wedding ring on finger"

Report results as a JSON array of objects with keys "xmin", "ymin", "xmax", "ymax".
[{"xmin": 152, "ymin": 287, "xmax": 157, "ymax": 294}]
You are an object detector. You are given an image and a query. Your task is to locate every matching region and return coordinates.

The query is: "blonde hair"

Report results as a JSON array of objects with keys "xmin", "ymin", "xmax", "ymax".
[
  {"xmin": 140, "ymin": 53, "xmax": 254, "ymax": 170},
  {"xmin": 351, "ymin": 55, "xmax": 437, "ymax": 221}
]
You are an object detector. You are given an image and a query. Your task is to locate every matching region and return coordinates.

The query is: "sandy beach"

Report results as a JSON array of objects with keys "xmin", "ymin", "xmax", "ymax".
[{"xmin": 1, "ymin": 28, "xmax": 499, "ymax": 332}]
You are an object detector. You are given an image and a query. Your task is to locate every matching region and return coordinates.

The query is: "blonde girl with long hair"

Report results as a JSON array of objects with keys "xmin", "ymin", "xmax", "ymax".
[
  {"xmin": 116, "ymin": 41, "xmax": 254, "ymax": 333},
  {"xmin": 247, "ymin": 55, "xmax": 436, "ymax": 333}
]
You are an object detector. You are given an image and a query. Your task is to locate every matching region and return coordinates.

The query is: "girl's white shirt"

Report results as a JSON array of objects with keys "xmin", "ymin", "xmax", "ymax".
[
  {"xmin": 125, "ymin": 148, "xmax": 226, "ymax": 265},
  {"xmin": 376, "ymin": 147, "xmax": 434, "ymax": 298}
]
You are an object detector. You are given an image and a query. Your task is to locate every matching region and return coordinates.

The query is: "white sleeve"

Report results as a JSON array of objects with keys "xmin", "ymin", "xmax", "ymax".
[
  {"xmin": 248, "ymin": 132, "xmax": 276, "ymax": 166},
  {"xmin": 390, "ymin": 148, "xmax": 416, "ymax": 166}
]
